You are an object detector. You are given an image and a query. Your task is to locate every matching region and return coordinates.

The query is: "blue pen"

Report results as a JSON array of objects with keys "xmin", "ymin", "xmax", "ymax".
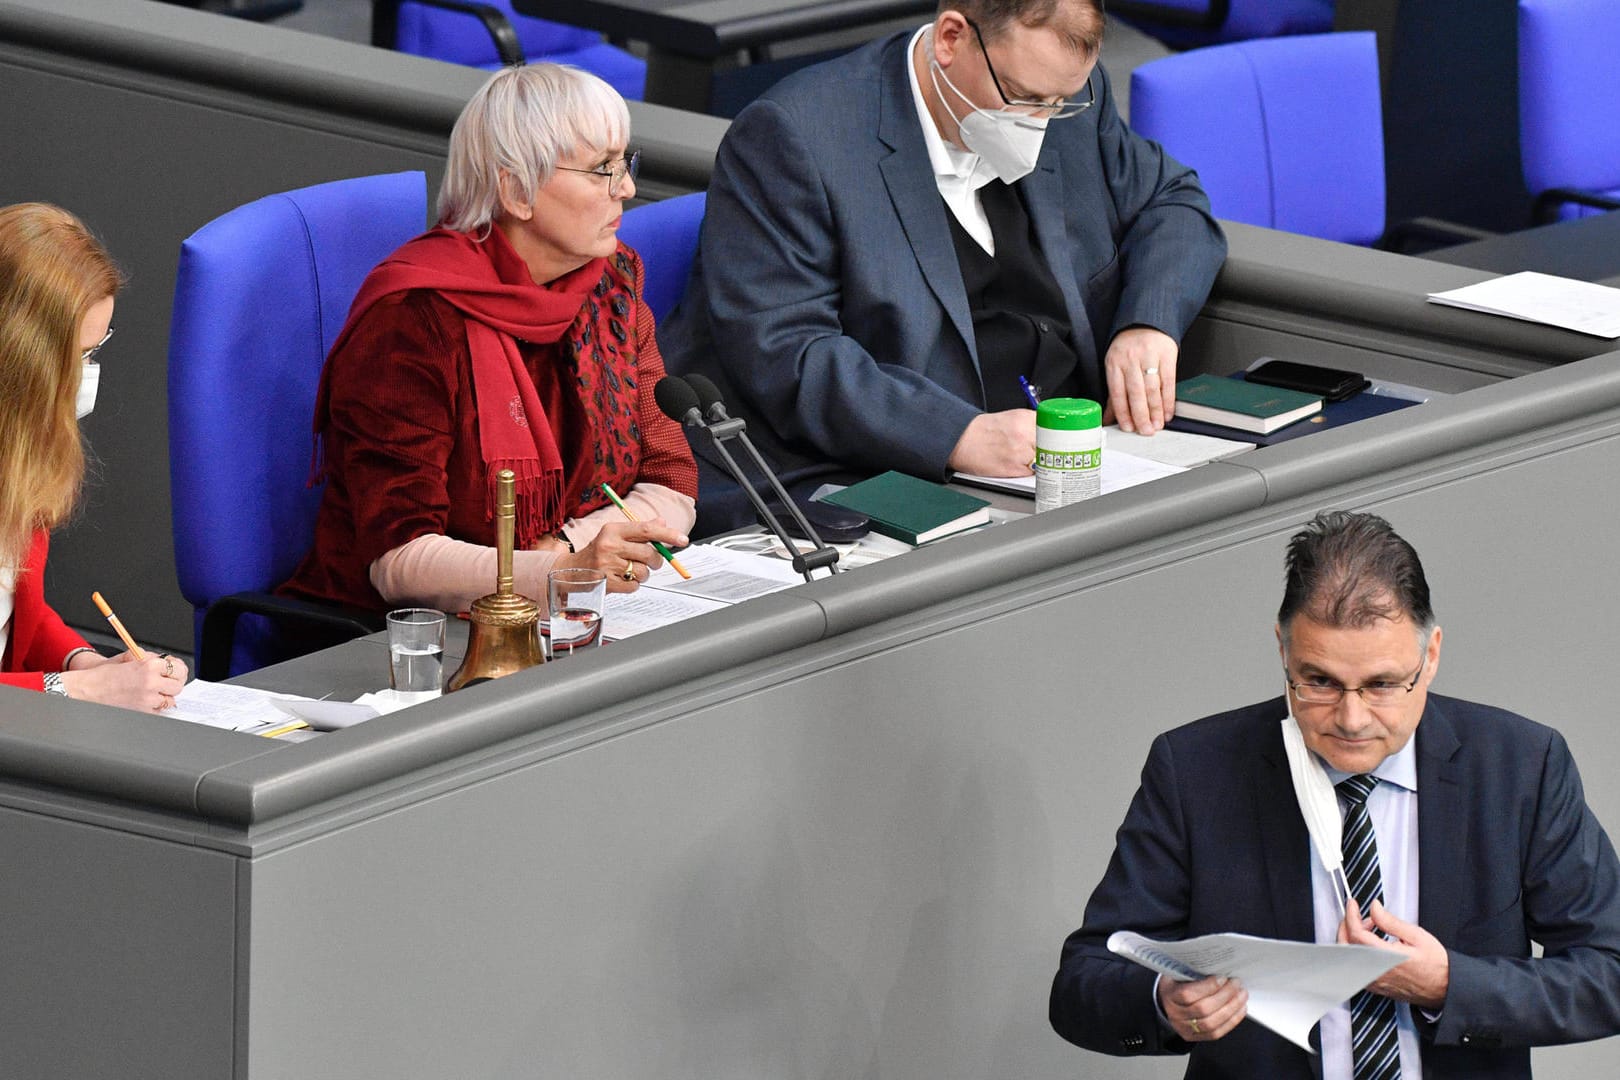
[{"xmin": 1018, "ymin": 375, "xmax": 1041, "ymax": 409}]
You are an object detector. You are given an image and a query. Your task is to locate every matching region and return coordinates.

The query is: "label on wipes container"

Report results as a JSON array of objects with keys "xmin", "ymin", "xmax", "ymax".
[{"xmin": 1034, "ymin": 397, "xmax": 1102, "ymax": 513}]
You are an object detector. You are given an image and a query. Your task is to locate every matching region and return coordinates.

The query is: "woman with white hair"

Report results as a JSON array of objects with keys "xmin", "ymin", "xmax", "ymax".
[{"xmin": 283, "ymin": 64, "xmax": 697, "ymax": 614}]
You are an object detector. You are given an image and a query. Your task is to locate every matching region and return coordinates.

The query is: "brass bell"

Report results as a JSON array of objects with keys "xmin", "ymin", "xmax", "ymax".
[{"xmin": 446, "ymin": 469, "xmax": 545, "ymax": 691}]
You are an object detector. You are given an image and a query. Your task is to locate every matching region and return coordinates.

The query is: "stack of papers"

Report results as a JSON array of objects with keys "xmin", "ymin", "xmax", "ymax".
[
  {"xmin": 165, "ymin": 681, "xmax": 426, "ymax": 739},
  {"xmin": 605, "ymin": 544, "xmax": 805, "ymax": 639},
  {"xmin": 1427, "ymin": 271, "xmax": 1620, "ymax": 338},
  {"xmin": 1107, "ymin": 930, "xmax": 1402, "ymax": 1051}
]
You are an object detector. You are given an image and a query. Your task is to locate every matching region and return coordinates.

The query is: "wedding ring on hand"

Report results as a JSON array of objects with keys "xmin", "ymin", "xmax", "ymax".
[
  {"xmin": 161, "ymin": 654, "xmax": 175, "ymax": 679},
  {"xmin": 1144, "ymin": 366, "xmax": 1160, "ymax": 378},
  {"xmin": 1190, "ymin": 1017, "xmax": 1200, "ymax": 1034},
  {"xmin": 621, "ymin": 561, "xmax": 636, "ymax": 582}
]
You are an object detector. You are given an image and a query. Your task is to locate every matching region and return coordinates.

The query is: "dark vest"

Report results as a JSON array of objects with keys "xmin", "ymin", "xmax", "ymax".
[{"xmin": 945, "ymin": 179, "xmax": 1083, "ymax": 412}]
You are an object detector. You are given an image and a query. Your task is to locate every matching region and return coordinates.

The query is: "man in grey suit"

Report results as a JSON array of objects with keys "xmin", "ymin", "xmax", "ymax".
[
  {"xmin": 659, "ymin": 0, "xmax": 1226, "ymax": 534},
  {"xmin": 1050, "ymin": 510, "xmax": 1620, "ymax": 1078}
]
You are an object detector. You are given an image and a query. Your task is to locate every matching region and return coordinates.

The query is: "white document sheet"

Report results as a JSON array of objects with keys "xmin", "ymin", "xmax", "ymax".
[
  {"xmin": 1107, "ymin": 930, "xmax": 1403, "ymax": 1052},
  {"xmin": 605, "ymin": 589, "xmax": 729, "ymax": 640},
  {"xmin": 1104, "ymin": 425, "xmax": 1254, "ymax": 467},
  {"xmin": 645, "ymin": 543, "xmax": 805, "ymax": 602},
  {"xmin": 166, "ymin": 680, "xmax": 301, "ymax": 732},
  {"xmin": 955, "ymin": 448, "xmax": 1186, "ymax": 498},
  {"xmin": 1427, "ymin": 270, "xmax": 1620, "ymax": 338}
]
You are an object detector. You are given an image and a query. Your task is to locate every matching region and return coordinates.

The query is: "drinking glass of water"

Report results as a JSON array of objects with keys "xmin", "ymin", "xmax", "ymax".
[
  {"xmin": 548, "ymin": 568, "xmax": 607, "ymax": 656},
  {"xmin": 387, "ymin": 608, "xmax": 446, "ymax": 697}
]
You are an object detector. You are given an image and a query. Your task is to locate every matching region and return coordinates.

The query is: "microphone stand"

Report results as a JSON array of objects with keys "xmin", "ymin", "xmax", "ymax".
[{"xmin": 696, "ymin": 414, "xmax": 841, "ymax": 581}]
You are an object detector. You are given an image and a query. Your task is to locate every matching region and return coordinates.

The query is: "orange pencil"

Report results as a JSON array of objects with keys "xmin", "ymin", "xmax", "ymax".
[{"xmin": 90, "ymin": 591, "xmax": 148, "ymax": 662}]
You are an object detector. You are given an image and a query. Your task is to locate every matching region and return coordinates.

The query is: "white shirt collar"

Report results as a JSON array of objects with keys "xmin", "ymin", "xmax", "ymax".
[{"xmin": 905, "ymin": 25, "xmax": 996, "ymax": 191}]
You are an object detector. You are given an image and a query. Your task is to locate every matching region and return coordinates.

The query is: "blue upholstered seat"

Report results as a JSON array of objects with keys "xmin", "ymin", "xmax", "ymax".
[
  {"xmin": 168, "ymin": 172, "xmax": 427, "ymax": 678},
  {"xmin": 1519, "ymin": 0, "xmax": 1620, "ymax": 222},
  {"xmin": 617, "ymin": 192, "xmax": 706, "ymax": 323},
  {"xmin": 395, "ymin": 0, "xmax": 646, "ymax": 100},
  {"xmin": 1131, "ymin": 32, "xmax": 1386, "ymax": 246}
]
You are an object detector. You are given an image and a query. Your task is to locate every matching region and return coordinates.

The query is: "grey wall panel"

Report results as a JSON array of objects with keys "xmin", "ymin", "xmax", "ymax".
[{"xmin": 0, "ymin": 805, "xmax": 240, "ymax": 1079}]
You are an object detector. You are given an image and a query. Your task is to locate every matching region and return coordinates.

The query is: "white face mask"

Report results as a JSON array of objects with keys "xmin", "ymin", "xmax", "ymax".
[
  {"xmin": 928, "ymin": 34, "xmax": 1049, "ymax": 184},
  {"xmin": 76, "ymin": 361, "xmax": 99, "ymax": 419}
]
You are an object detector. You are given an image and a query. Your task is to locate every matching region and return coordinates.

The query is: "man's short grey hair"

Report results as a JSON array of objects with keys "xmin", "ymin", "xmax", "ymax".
[{"xmin": 437, "ymin": 64, "xmax": 631, "ymax": 235}]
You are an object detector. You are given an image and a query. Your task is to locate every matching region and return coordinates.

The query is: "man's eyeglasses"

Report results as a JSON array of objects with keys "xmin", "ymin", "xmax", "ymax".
[
  {"xmin": 1284, "ymin": 646, "xmax": 1429, "ymax": 707},
  {"xmin": 966, "ymin": 18, "xmax": 1095, "ymax": 120},
  {"xmin": 556, "ymin": 149, "xmax": 641, "ymax": 197},
  {"xmin": 82, "ymin": 326, "xmax": 114, "ymax": 364}
]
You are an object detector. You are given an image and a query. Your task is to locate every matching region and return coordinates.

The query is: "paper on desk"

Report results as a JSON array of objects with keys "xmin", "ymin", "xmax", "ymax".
[
  {"xmin": 1104, "ymin": 425, "xmax": 1253, "ymax": 467},
  {"xmin": 645, "ymin": 543, "xmax": 804, "ymax": 602},
  {"xmin": 605, "ymin": 589, "xmax": 728, "ymax": 639},
  {"xmin": 956, "ymin": 448, "xmax": 1186, "ymax": 498},
  {"xmin": 1427, "ymin": 271, "xmax": 1620, "ymax": 338},
  {"xmin": 167, "ymin": 680, "xmax": 302, "ymax": 732},
  {"xmin": 1107, "ymin": 930, "xmax": 1403, "ymax": 1052}
]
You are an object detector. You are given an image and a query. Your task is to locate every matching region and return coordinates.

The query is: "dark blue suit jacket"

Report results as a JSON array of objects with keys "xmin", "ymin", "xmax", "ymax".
[
  {"xmin": 659, "ymin": 31, "xmax": 1226, "ymax": 532},
  {"xmin": 1050, "ymin": 694, "xmax": 1620, "ymax": 1078}
]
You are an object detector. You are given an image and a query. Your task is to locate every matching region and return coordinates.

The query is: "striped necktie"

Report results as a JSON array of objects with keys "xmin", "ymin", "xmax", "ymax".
[{"xmin": 1338, "ymin": 773, "xmax": 1401, "ymax": 1080}]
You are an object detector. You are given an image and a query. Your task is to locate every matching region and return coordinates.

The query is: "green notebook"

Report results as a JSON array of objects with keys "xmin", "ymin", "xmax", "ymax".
[
  {"xmin": 1175, "ymin": 373, "xmax": 1323, "ymax": 434},
  {"xmin": 821, "ymin": 471, "xmax": 991, "ymax": 545}
]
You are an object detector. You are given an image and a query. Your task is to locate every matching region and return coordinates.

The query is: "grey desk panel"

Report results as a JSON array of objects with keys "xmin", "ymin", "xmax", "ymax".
[
  {"xmin": 0, "ymin": 686, "xmax": 281, "ymax": 814},
  {"xmin": 6, "ymin": 352, "xmax": 1620, "ymax": 831},
  {"xmin": 1234, "ymin": 350, "xmax": 1620, "ymax": 505},
  {"xmin": 1212, "ymin": 222, "xmax": 1605, "ymax": 370},
  {"xmin": 1424, "ymin": 210, "xmax": 1620, "ymax": 287},
  {"xmin": 193, "ymin": 590, "xmax": 830, "ymax": 824},
  {"xmin": 236, "ymin": 422, "xmax": 1620, "ymax": 1079},
  {"xmin": 0, "ymin": 805, "xmax": 240, "ymax": 1079},
  {"xmin": 810, "ymin": 464, "xmax": 1268, "ymax": 638}
]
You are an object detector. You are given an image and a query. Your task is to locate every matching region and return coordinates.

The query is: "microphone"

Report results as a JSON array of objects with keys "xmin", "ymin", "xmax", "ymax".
[
  {"xmin": 684, "ymin": 373, "xmax": 731, "ymax": 424},
  {"xmin": 654, "ymin": 374, "xmax": 840, "ymax": 580},
  {"xmin": 654, "ymin": 375, "xmax": 706, "ymax": 428}
]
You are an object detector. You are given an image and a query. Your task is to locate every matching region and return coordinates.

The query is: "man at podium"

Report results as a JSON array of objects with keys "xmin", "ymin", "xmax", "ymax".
[{"xmin": 1050, "ymin": 510, "xmax": 1620, "ymax": 1078}]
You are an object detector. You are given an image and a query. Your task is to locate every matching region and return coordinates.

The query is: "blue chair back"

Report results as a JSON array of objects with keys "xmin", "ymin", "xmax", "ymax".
[
  {"xmin": 1115, "ymin": 0, "xmax": 1334, "ymax": 48},
  {"xmin": 395, "ymin": 0, "xmax": 646, "ymax": 99},
  {"xmin": 1519, "ymin": 0, "xmax": 1620, "ymax": 220},
  {"xmin": 1131, "ymin": 32, "xmax": 1385, "ymax": 246},
  {"xmin": 618, "ymin": 192, "xmax": 706, "ymax": 323},
  {"xmin": 168, "ymin": 172, "xmax": 427, "ymax": 670}
]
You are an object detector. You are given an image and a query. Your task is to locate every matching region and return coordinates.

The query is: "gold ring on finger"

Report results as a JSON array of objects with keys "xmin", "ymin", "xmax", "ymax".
[
  {"xmin": 161, "ymin": 654, "xmax": 175, "ymax": 679},
  {"xmin": 1190, "ymin": 1017, "xmax": 1200, "ymax": 1034},
  {"xmin": 621, "ymin": 561, "xmax": 637, "ymax": 582}
]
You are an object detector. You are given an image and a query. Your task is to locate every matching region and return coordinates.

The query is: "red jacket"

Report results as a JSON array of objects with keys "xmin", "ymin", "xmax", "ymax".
[{"xmin": 2, "ymin": 531, "xmax": 91, "ymax": 692}]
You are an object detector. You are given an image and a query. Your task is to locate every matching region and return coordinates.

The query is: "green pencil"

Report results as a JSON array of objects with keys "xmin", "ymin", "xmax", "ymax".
[{"xmin": 600, "ymin": 482, "xmax": 690, "ymax": 580}]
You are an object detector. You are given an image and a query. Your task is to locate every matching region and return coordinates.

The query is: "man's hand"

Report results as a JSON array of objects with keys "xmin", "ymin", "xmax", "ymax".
[
  {"xmin": 1103, "ymin": 327, "xmax": 1178, "ymax": 434},
  {"xmin": 946, "ymin": 409, "xmax": 1036, "ymax": 476},
  {"xmin": 1157, "ymin": 975, "xmax": 1248, "ymax": 1043},
  {"xmin": 1338, "ymin": 898, "xmax": 1450, "ymax": 1011}
]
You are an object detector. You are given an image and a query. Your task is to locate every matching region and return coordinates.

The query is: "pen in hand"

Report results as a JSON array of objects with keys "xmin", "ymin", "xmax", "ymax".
[
  {"xmin": 91, "ymin": 591, "xmax": 149, "ymax": 662},
  {"xmin": 599, "ymin": 482, "xmax": 691, "ymax": 580},
  {"xmin": 1019, "ymin": 376, "xmax": 1041, "ymax": 410}
]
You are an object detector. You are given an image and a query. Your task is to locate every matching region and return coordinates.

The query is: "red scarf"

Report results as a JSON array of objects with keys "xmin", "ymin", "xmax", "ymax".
[{"xmin": 314, "ymin": 228, "xmax": 608, "ymax": 547}]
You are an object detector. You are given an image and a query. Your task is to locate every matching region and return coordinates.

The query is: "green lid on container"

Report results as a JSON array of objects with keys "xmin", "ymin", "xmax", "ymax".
[{"xmin": 1035, "ymin": 397, "xmax": 1101, "ymax": 431}]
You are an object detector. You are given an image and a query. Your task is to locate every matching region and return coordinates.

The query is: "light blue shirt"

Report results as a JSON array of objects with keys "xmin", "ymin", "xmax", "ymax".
[{"xmin": 1312, "ymin": 738, "xmax": 1422, "ymax": 1080}]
